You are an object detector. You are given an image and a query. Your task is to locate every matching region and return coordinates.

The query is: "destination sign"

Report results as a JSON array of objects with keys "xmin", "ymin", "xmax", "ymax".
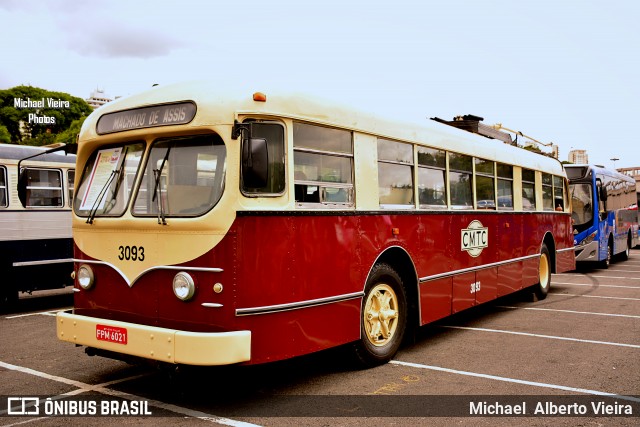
[{"xmin": 96, "ymin": 102, "xmax": 196, "ymax": 134}]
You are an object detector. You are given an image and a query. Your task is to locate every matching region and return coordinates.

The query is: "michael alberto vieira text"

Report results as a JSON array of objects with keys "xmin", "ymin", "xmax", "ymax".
[{"xmin": 470, "ymin": 400, "xmax": 634, "ymax": 416}]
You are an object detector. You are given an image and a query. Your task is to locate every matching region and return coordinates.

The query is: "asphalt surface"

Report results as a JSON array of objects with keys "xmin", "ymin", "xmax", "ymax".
[{"xmin": 1, "ymin": 250, "xmax": 639, "ymax": 426}]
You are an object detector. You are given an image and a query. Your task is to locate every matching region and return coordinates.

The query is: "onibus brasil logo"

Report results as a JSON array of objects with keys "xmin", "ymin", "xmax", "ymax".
[{"xmin": 461, "ymin": 220, "xmax": 488, "ymax": 257}]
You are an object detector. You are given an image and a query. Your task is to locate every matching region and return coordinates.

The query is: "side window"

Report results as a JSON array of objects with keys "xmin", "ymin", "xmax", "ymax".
[
  {"xmin": 0, "ymin": 166, "xmax": 7, "ymax": 208},
  {"xmin": 377, "ymin": 139, "xmax": 414, "ymax": 208},
  {"xmin": 497, "ymin": 163, "xmax": 513, "ymax": 210},
  {"xmin": 293, "ymin": 122, "xmax": 353, "ymax": 207},
  {"xmin": 67, "ymin": 169, "xmax": 75, "ymax": 208},
  {"xmin": 522, "ymin": 169, "xmax": 536, "ymax": 211},
  {"xmin": 23, "ymin": 168, "xmax": 63, "ymax": 207},
  {"xmin": 417, "ymin": 147, "xmax": 446, "ymax": 209},
  {"xmin": 242, "ymin": 122, "xmax": 285, "ymax": 195},
  {"xmin": 475, "ymin": 158, "xmax": 495, "ymax": 210},
  {"xmin": 449, "ymin": 153, "xmax": 473, "ymax": 209},
  {"xmin": 542, "ymin": 173, "xmax": 554, "ymax": 211},
  {"xmin": 553, "ymin": 175, "xmax": 565, "ymax": 211}
]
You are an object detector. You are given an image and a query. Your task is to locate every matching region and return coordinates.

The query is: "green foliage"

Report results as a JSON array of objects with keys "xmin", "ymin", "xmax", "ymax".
[
  {"xmin": 0, "ymin": 125, "xmax": 10, "ymax": 144},
  {"xmin": 0, "ymin": 85, "xmax": 93, "ymax": 145}
]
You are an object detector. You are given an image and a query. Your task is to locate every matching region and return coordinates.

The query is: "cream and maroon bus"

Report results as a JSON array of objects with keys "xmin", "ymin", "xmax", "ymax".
[{"xmin": 55, "ymin": 82, "xmax": 575, "ymax": 367}]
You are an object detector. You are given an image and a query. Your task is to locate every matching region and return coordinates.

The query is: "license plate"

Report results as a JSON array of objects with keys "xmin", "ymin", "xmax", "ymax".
[{"xmin": 96, "ymin": 324, "xmax": 128, "ymax": 345}]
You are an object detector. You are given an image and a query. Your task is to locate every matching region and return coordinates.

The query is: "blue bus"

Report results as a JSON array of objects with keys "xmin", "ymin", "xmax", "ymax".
[{"xmin": 566, "ymin": 164, "xmax": 639, "ymax": 267}]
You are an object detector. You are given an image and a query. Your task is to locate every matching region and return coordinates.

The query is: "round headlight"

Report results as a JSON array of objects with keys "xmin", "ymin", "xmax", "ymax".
[
  {"xmin": 173, "ymin": 272, "xmax": 195, "ymax": 301},
  {"xmin": 77, "ymin": 264, "xmax": 94, "ymax": 290}
]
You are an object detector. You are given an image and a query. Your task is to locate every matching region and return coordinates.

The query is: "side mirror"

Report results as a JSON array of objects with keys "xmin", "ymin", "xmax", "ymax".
[
  {"xmin": 599, "ymin": 185, "xmax": 608, "ymax": 202},
  {"xmin": 17, "ymin": 168, "xmax": 28, "ymax": 208},
  {"xmin": 242, "ymin": 137, "xmax": 268, "ymax": 188}
]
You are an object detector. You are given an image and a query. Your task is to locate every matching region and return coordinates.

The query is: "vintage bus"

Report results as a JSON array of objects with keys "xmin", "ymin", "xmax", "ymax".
[
  {"xmin": 1, "ymin": 143, "xmax": 75, "ymax": 310},
  {"xmin": 54, "ymin": 82, "xmax": 575, "ymax": 367},
  {"xmin": 566, "ymin": 164, "xmax": 638, "ymax": 267}
]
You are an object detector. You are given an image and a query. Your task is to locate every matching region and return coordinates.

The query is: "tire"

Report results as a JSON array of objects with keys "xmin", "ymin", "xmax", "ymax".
[
  {"xmin": 533, "ymin": 244, "xmax": 551, "ymax": 300},
  {"xmin": 352, "ymin": 263, "xmax": 407, "ymax": 368},
  {"xmin": 600, "ymin": 239, "xmax": 613, "ymax": 269},
  {"xmin": 618, "ymin": 234, "xmax": 631, "ymax": 261}
]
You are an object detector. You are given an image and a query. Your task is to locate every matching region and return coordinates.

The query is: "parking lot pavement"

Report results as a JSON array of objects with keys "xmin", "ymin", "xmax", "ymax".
[{"xmin": 1, "ymin": 250, "xmax": 639, "ymax": 426}]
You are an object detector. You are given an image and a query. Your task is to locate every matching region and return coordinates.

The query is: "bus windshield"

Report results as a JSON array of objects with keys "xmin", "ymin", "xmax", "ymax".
[
  {"xmin": 570, "ymin": 183, "xmax": 594, "ymax": 231},
  {"xmin": 132, "ymin": 134, "xmax": 226, "ymax": 217},
  {"xmin": 75, "ymin": 142, "xmax": 145, "ymax": 217}
]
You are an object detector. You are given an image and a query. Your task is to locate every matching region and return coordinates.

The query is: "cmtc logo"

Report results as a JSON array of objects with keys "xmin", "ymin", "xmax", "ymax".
[{"xmin": 461, "ymin": 220, "xmax": 488, "ymax": 257}]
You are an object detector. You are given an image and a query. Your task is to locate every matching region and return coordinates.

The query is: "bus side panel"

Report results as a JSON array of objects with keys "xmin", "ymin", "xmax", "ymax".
[
  {"xmin": 522, "ymin": 213, "xmax": 551, "ymax": 288},
  {"xmin": 234, "ymin": 214, "xmax": 365, "ymax": 364},
  {"xmin": 419, "ymin": 278, "xmax": 452, "ymax": 324},
  {"xmin": 497, "ymin": 215, "xmax": 523, "ymax": 296},
  {"xmin": 554, "ymin": 214, "xmax": 576, "ymax": 273},
  {"xmin": 449, "ymin": 214, "xmax": 499, "ymax": 310},
  {"xmin": 414, "ymin": 214, "xmax": 453, "ymax": 325}
]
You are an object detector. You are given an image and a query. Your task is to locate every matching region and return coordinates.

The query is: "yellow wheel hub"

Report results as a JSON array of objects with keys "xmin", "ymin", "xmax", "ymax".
[{"xmin": 364, "ymin": 283, "xmax": 399, "ymax": 347}]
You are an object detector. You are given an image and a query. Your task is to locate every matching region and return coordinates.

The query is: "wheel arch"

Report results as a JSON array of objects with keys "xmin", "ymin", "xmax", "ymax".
[
  {"xmin": 542, "ymin": 231, "xmax": 557, "ymax": 273},
  {"xmin": 365, "ymin": 246, "xmax": 420, "ymax": 329}
]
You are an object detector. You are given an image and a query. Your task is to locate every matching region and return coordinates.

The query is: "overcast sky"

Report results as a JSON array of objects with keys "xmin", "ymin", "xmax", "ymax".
[{"xmin": 1, "ymin": 0, "xmax": 638, "ymax": 168}]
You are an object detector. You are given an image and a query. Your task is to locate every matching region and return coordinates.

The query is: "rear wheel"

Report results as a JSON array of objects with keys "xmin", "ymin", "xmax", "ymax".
[
  {"xmin": 533, "ymin": 244, "xmax": 551, "ymax": 300},
  {"xmin": 352, "ymin": 263, "xmax": 407, "ymax": 368},
  {"xmin": 618, "ymin": 234, "xmax": 631, "ymax": 261}
]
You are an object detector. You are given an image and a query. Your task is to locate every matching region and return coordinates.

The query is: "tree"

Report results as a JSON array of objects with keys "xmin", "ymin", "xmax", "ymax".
[
  {"xmin": 0, "ymin": 85, "xmax": 93, "ymax": 145},
  {"xmin": 0, "ymin": 125, "xmax": 10, "ymax": 144},
  {"xmin": 55, "ymin": 116, "xmax": 86, "ymax": 145}
]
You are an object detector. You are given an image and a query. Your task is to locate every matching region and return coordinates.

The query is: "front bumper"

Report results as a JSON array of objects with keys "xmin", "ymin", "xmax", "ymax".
[
  {"xmin": 56, "ymin": 311, "xmax": 251, "ymax": 366},
  {"xmin": 574, "ymin": 240, "xmax": 599, "ymax": 262}
]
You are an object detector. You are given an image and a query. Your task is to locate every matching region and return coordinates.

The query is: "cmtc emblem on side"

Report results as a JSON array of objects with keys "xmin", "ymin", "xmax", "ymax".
[{"xmin": 461, "ymin": 220, "xmax": 488, "ymax": 257}]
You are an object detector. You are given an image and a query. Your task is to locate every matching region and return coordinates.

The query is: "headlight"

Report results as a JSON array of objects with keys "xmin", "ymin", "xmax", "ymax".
[
  {"xmin": 173, "ymin": 272, "xmax": 195, "ymax": 301},
  {"xmin": 577, "ymin": 230, "xmax": 597, "ymax": 248},
  {"xmin": 77, "ymin": 264, "xmax": 95, "ymax": 290}
]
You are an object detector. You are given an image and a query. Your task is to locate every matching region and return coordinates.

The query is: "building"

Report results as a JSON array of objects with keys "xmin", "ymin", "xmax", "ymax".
[
  {"xmin": 617, "ymin": 166, "xmax": 640, "ymax": 183},
  {"xmin": 568, "ymin": 149, "xmax": 588, "ymax": 164},
  {"xmin": 86, "ymin": 89, "xmax": 113, "ymax": 109}
]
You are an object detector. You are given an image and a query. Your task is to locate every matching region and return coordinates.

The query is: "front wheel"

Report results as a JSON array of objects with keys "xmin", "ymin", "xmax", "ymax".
[
  {"xmin": 352, "ymin": 263, "xmax": 407, "ymax": 368},
  {"xmin": 600, "ymin": 240, "xmax": 613, "ymax": 269},
  {"xmin": 533, "ymin": 244, "xmax": 551, "ymax": 300}
]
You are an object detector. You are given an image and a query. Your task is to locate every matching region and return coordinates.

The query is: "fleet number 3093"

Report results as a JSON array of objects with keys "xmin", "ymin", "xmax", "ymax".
[{"xmin": 118, "ymin": 245, "xmax": 145, "ymax": 261}]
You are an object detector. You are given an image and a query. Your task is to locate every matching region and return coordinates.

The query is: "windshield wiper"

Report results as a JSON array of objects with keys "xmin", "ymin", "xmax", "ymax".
[
  {"xmin": 86, "ymin": 147, "xmax": 129, "ymax": 224},
  {"xmin": 86, "ymin": 170, "xmax": 117, "ymax": 224},
  {"xmin": 152, "ymin": 144, "xmax": 172, "ymax": 225}
]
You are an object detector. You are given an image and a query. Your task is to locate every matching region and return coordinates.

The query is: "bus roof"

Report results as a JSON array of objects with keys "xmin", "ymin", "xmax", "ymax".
[
  {"xmin": 0, "ymin": 143, "xmax": 76, "ymax": 164},
  {"xmin": 81, "ymin": 80, "xmax": 565, "ymax": 176},
  {"xmin": 566, "ymin": 164, "xmax": 636, "ymax": 184}
]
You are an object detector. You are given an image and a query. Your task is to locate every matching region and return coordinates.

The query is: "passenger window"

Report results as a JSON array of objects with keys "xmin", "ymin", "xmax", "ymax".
[
  {"xmin": 497, "ymin": 163, "xmax": 514, "ymax": 210},
  {"xmin": 293, "ymin": 122, "xmax": 353, "ymax": 207},
  {"xmin": 553, "ymin": 175, "xmax": 565, "ymax": 211},
  {"xmin": 378, "ymin": 139, "xmax": 414, "ymax": 208},
  {"xmin": 475, "ymin": 158, "xmax": 495, "ymax": 210},
  {"xmin": 449, "ymin": 153, "xmax": 473, "ymax": 209},
  {"xmin": 0, "ymin": 166, "xmax": 7, "ymax": 208},
  {"xmin": 67, "ymin": 169, "xmax": 75, "ymax": 207},
  {"xmin": 417, "ymin": 147, "xmax": 446, "ymax": 209},
  {"xmin": 23, "ymin": 168, "xmax": 63, "ymax": 207},
  {"xmin": 542, "ymin": 173, "xmax": 554, "ymax": 211},
  {"xmin": 522, "ymin": 169, "xmax": 536, "ymax": 211}
]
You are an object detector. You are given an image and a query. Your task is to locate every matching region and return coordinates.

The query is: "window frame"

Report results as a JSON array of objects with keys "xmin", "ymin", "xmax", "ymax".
[
  {"xmin": 22, "ymin": 167, "xmax": 64, "ymax": 208},
  {"xmin": 293, "ymin": 122, "xmax": 355, "ymax": 209},
  {"xmin": 0, "ymin": 165, "xmax": 7, "ymax": 208},
  {"xmin": 377, "ymin": 138, "xmax": 415, "ymax": 209},
  {"xmin": 240, "ymin": 120, "xmax": 287, "ymax": 197},
  {"xmin": 417, "ymin": 146, "xmax": 447, "ymax": 209}
]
